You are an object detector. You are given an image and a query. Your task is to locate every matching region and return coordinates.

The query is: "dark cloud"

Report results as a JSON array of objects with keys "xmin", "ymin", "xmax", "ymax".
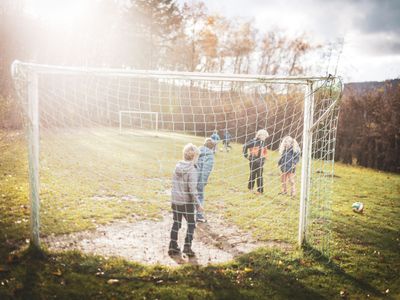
[
  {"xmin": 349, "ymin": 0, "xmax": 400, "ymax": 55},
  {"xmin": 355, "ymin": 0, "xmax": 400, "ymax": 34}
]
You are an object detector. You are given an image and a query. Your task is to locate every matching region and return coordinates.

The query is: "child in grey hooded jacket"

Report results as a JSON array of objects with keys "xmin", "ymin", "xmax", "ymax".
[{"xmin": 169, "ymin": 143, "xmax": 202, "ymax": 257}]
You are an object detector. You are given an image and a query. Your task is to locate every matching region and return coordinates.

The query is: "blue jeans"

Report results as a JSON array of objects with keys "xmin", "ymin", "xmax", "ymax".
[{"xmin": 197, "ymin": 183, "xmax": 205, "ymax": 219}]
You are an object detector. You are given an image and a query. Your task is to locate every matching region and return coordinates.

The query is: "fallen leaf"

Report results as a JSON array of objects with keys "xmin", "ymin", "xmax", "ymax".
[
  {"xmin": 0, "ymin": 265, "xmax": 10, "ymax": 272},
  {"xmin": 107, "ymin": 279, "xmax": 119, "ymax": 285},
  {"xmin": 52, "ymin": 269, "xmax": 62, "ymax": 277}
]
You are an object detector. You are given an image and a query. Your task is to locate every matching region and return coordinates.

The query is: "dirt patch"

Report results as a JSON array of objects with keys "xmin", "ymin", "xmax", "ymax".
[{"xmin": 44, "ymin": 213, "xmax": 292, "ymax": 267}]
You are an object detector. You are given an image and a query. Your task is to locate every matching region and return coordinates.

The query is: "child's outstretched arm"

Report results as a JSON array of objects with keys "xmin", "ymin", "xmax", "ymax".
[
  {"xmin": 264, "ymin": 147, "xmax": 268, "ymax": 160},
  {"xmin": 278, "ymin": 155, "xmax": 283, "ymax": 166},
  {"xmin": 201, "ymin": 155, "xmax": 214, "ymax": 184},
  {"xmin": 294, "ymin": 151, "xmax": 300, "ymax": 164},
  {"xmin": 242, "ymin": 143, "xmax": 249, "ymax": 159}
]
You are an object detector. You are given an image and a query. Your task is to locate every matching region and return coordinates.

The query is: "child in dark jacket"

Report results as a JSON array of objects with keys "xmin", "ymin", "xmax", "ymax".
[
  {"xmin": 278, "ymin": 136, "xmax": 300, "ymax": 197},
  {"xmin": 168, "ymin": 143, "xmax": 202, "ymax": 257},
  {"xmin": 242, "ymin": 129, "xmax": 269, "ymax": 194}
]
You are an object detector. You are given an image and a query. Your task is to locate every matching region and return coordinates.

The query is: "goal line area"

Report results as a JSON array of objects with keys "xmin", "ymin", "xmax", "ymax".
[{"xmin": 11, "ymin": 61, "xmax": 342, "ymax": 264}]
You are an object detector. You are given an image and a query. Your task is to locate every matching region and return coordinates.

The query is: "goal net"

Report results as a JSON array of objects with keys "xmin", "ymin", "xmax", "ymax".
[{"xmin": 12, "ymin": 61, "xmax": 342, "ymax": 264}]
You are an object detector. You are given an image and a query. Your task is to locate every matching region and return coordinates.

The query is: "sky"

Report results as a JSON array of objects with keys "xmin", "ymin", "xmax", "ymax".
[
  {"xmin": 24, "ymin": 0, "xmax": 400, "ymax": 83},
  {"xmin": 198, "ymin": 0, "xmax": 400, "ymax": 82}
]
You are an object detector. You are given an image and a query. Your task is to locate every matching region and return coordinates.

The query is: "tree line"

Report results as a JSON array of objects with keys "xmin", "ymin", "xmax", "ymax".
[{"xmin": 336, "ymin": 80, "xmax": 400, "ymax": 173}]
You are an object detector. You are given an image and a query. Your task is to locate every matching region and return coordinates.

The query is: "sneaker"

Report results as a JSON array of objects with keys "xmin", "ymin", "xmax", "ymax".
[
  {"xmin": 196, "ymin": 217, "xmax": 207, "ymax": 223},
  {"xmin": 168, "ymin": 241, "xmax": 180, "ymax": 256},
  {"xmin": 183, "ymin": 245, "xmax": 195, "ymax": 257}
]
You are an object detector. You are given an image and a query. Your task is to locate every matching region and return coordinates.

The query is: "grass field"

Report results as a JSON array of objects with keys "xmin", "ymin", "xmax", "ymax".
[{"xmin": 0, "ymin": 129, "xmax": 399, "ymax": 299}]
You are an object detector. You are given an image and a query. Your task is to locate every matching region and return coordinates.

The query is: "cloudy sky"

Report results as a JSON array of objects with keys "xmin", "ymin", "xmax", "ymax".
[
  {"xmin": 199, "ymin": 0, "xmax": 400, "ymax": 82},
  {"xmin": 25, "ymin": 0, "xmax": 400, "ymax": 82}
]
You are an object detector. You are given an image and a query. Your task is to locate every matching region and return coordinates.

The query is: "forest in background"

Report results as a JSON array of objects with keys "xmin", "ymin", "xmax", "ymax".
[
  {"xmin": 0, "ymin": 0, "xmax": 399, "ymax": 173},
  {"xmin": 336, "ymin": 80, "xmax": 400, "ymax": 173}
]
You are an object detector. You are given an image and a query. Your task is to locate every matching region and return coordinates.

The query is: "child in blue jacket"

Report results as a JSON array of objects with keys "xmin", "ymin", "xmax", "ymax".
[
  {"xmin": 223, "ymin": 129, "xmax": 232, "ymax": 152},
  {"xmin": 278, "ymin": 136, "xmax": 300, "ymax": 197},
  {"xmin": 196, "ymin": 138, "xmax": 215, "ymax": 222},
  {"xmin": 210, "ymin": 130, "xmax": 220, "ymax": 153}
]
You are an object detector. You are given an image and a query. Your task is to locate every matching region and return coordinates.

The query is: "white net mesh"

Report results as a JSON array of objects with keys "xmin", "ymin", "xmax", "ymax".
[{"xmin": 12, "ymin": 62, "xmax": 342, "ymax": 265}]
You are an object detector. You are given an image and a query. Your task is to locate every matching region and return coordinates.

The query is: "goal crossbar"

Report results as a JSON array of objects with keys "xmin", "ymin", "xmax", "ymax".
[{"xmin": 12, "ymin": 61, "xmax": 334, "ymax": 85}]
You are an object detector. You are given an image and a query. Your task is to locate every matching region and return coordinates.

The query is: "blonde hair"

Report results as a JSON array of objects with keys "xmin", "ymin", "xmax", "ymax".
[
  {"xmin": 183, "ymin": 143, "xmax": 200, "ymax": 161},
  {"xmin": 204, "ymin": 138, "xmax": 215, "ymax": 149},
  {"xmin": 279, "ymin": 136, "xmax": 300, "ymax": 154},
  {"xmin": 255, "ymin": 129, "xmax": 269, "ymax": 141}
]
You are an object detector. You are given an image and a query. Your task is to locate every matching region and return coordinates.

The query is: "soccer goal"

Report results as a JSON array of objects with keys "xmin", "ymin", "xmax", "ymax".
[
  {"xmin": 11, "ymin": 60, "xmax": 342, "ymax": 262},
  {"xmin": 119, "ymin": 110, "xmax": 159, "ymax": 134}
]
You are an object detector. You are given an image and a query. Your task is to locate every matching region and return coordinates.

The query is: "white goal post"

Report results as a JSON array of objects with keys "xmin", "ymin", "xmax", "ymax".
[
  {"xmin": 119, "ymin": 110, "xmax": 159, "ymax": 133},
  {"xmin": 11, "ymin": 60, "xmax": 342, "ymax": 252}
]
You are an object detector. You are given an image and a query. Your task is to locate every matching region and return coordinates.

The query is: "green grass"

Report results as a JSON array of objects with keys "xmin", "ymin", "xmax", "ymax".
[{"xmin": 0, "ymin": 129, "xmax": 399, "ymax": 299}]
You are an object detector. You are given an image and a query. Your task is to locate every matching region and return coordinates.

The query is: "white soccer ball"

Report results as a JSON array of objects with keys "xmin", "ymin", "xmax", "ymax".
[{"xmin": 352, "ymin": 202, "xmax": 364, "ymax": 213}]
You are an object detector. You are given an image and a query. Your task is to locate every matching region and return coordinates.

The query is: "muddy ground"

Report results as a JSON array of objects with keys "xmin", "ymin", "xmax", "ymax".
[{"xmin": 44, "ymin": 212, "xmax": 292, "ymax": 267}]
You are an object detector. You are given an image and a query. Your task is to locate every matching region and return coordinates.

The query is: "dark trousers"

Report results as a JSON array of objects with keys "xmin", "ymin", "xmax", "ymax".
[
  {"xmin": 170, "ymin": 203, "xmax": 196, "ymax": 247},
  {"xmin": 248, "ymin": 158, "xmax": 265, "ymax": 193}
]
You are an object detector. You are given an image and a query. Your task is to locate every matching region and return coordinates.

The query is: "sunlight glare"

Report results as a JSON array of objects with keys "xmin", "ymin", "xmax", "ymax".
[{"xmin": 24, "ymin": 0, "xmax": 92, "ymax": 28}]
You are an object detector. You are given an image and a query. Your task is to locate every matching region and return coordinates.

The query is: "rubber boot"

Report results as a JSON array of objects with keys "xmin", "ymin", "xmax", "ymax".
[
  {"xmin": 183, "ymin": 244, "xmax": 195, "ymax": 257},
  {"xmin": 168, "ymin": 241, "xmax": 180, "ymax": 255}
]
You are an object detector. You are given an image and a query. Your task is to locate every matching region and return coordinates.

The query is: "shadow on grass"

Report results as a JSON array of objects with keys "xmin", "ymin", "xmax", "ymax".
[
  {"xmin": 0, "ymin": 247, "xmax": 331, "ymax": 300},
  {"xmin": 232, "ymin": 251, "xmax": 326, "ymax": 300},
  {"xmin": 303, "ymin": 242, "xmax": 383, "ymax": 298}
]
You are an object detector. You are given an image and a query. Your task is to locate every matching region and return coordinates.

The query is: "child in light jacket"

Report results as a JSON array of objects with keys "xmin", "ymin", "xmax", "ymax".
[{"xmin": 169, "ymin": 143, "xmax": 202, "ymax": 257}]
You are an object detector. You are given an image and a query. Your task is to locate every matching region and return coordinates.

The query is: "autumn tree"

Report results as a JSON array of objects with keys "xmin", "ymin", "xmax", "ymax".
[
  {"xmin": 123, "ymin": 0, "xmax": 182, "ymax": 69},
  {"xmin": 180, "ymin": 1, "xmax": 207, "ymax": 71},
  {"xmin": 197, "ymin": 18, "xmax": 218, "ymax": 72},
  {"xmin": 225, "ymin": 20, "xmax": 257, "ymax": 74},
  {"xmin": 257, "ymin": 31, "xmax": 286, "ymax": 75},
  {"xmin": 257, "ymin": 31, "xmax": 314, "ymax": 76},
  {"xmin": 198, "ymin": 14, "xmax": 233, "ymax": 72}
]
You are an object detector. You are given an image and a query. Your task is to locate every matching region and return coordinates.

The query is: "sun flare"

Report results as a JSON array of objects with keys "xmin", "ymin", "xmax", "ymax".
[{"xmin": 24, "ymin": 0, "xmax": 91, "ymax": 27}]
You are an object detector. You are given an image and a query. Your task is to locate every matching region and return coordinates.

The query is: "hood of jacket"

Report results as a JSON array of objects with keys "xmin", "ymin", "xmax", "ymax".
[{"xmin": 174, "ymin": 160, "xmax": 195, "ymax": 177}]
